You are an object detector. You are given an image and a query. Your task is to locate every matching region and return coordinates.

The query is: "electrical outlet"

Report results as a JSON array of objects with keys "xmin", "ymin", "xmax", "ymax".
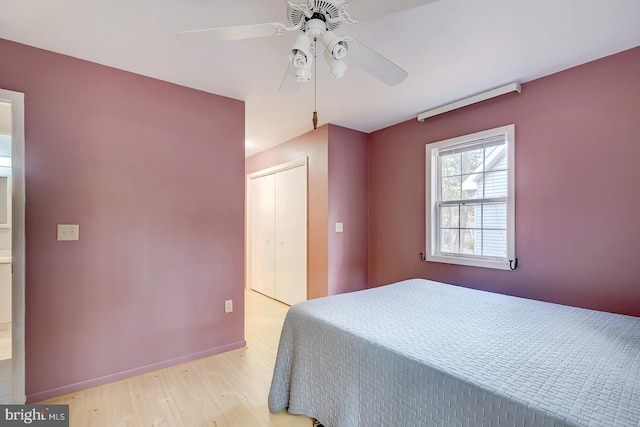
[
  {"xmin": 57, "ymin": 224, "xmax": 79, "ymax": 241},
  {"xmin": 225, "ymin": 300, "xmax": 233, "ymax": 313}
]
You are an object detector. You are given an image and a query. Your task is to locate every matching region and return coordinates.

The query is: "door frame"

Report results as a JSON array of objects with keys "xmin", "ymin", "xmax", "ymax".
[
  {"xmin": 0, "ymin": 88, "xmax": 26, "ymax": 404},
  {"xmin": 246, "ymin": 157, "xmax": 307, "ymax": 293}
]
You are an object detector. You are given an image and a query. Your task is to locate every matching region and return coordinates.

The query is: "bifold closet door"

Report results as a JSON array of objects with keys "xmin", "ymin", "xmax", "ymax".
[
  {"xmin": 249, "ymin": 173, "xmax": 275, "ymax": 298},
  {"xmin": 274, "ymin": 165, "xmax": 307, "ymax": 306}
]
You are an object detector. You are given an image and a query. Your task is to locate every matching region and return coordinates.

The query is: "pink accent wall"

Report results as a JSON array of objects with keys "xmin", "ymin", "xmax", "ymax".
[
  {"xmin": 0, "ymin": 38, "xmax": 246, "ymax": 401},
  {"xmin": 245, "ymin": 124, "xmax": 369, "ymax": 299},
  {"xmin": 328, "ymin": 125, "xmax": 368, "ymax": 295},
  {"xmin": 368, "ymin": 46, "xmax": 640, "ymax": 317}
]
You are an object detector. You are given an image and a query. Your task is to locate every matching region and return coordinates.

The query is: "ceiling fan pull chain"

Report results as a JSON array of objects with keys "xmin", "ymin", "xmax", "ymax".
[{"xmin": 313, "ymin": 37, "xmax": 318, "ymax": 130}]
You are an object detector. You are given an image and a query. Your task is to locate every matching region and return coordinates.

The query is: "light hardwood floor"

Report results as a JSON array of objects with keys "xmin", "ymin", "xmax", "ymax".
[{"xmin": 40, "ymin": 291, "xmax": 313, "ymax": 427}]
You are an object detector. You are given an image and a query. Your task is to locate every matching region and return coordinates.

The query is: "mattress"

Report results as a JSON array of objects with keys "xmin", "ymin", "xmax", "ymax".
[{"xmin": 268, "ymin": 278, "xmax": 640, "ymax": 426}]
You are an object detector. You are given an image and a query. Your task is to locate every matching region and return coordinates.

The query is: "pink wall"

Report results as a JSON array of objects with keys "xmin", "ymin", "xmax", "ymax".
[
  {"xmin": 245, "ymin": 126, "xmax": 329, "ymax": 299},
  {"xmin": 368, "ymin": 46, "xmax": 640, "ymax": 316},
  {"xmin": 327, "ymin": 125, "xmax": 368, "ymax": 295},
  {"xmin": 0, "ymin": 38, "xmax": 246, "ymax": 401}
]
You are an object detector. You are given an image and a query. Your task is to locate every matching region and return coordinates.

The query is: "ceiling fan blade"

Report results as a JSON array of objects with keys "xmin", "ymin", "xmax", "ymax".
[
  {"xmin": 178, "ymin": 22, "xmax": 287, "ymax": 43},
  {"xmin": 343, "ymin": 0, "xmax": 439, "ymax": 22},
  {"xmin": 345, "ymin": 37, "xmax": 408, "ymax": 86},
  {"xmin": 279, "ymin": 62, "xmax": 301, "ymax": 93}
]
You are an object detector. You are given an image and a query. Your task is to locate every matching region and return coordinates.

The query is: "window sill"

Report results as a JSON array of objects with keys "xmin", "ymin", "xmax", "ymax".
[{"xmin": 425, "ymin": 253, "xmax": 513, "ymax": 271}]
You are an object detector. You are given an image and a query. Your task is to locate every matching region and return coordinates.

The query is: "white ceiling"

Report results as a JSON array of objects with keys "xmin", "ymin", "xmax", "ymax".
[{"xmin": 1, "ymin": 0, "xmax": 639, "ymax": 157}]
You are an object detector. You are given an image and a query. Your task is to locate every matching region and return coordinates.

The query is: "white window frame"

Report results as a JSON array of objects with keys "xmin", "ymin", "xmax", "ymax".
[{"xmin": 425, "ymin": 124, "xmax": 515, "ymax": 270}]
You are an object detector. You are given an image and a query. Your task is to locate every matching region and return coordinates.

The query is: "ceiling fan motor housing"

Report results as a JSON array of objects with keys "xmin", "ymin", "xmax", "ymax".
[{"xmin": 287, "ymin": 0, "xmax": 344, "ymax": 32}]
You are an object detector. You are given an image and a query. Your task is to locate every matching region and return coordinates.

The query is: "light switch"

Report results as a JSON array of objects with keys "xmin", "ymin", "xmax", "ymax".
[
  {"xmin": 57, "ymin": 224, "xmax": 79, "ymax": 241},
  {"xmin": 335, "ymin": 222, "xmax": 344, "ymax": 233}
]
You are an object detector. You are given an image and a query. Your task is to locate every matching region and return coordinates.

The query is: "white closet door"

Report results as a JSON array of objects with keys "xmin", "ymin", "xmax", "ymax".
[
  {"xmin": 249, "ymin": 174, "xmax": 276, "ymax": 298},
  {"xmin": 274, "ymin": 165, "xmax": 307, "ymax": 306}
]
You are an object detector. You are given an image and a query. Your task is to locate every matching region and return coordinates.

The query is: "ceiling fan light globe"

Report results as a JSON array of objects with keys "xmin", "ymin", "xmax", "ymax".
[
  {"xmin": 332, "ymin": 42, "xmax": 348, "ymax": 60},
  {"xmin": 291, "ymin": 51, "xmax": 307, "ymax": 67},
  {"xmin": 329, "ymin": 61, "xmax": 347, "ymax": 79},
  {"xmin": 322, "ymin": 31, "xmax": 349, "ymax": 60},
  {"xmin": 295, "ymin": 67, "xmax": 312, "ymax": 82},
  {"xmin": 324, "ymin": 49, "xmax": 347, "ymax": 79},
  {"xmin": 290, "ymin": 34, "xmax": 312, "ymax": 67},
  {"xmin": 294, "ymin": 55, "xmax": 314, "ymax": 82}
]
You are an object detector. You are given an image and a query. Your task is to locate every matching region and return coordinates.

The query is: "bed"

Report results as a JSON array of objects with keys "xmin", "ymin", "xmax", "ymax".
[{"xmin": 268, "ymin": 278, "xmax": 640, "ymax": 426}]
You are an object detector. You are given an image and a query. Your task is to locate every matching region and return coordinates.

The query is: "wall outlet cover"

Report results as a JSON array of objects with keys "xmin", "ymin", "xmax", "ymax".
[{"xmin": 57, "ymin": 224, "xmax": 79, "ymax": 241}]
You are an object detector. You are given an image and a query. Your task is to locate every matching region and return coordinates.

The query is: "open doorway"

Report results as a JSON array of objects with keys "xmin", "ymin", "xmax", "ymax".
[
  {"xmin": 0, "ymin": 101, "xmax": 12, "ymax": 402},
  {"xmin": 0, "ymin": 89, "xmax": 25, "ymax": 404}
]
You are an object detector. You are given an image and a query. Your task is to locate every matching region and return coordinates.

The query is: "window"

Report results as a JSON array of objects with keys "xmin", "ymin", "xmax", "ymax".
[{"xmin": 425, "ymin": 124, "xmax": 515, "ymax": 270}]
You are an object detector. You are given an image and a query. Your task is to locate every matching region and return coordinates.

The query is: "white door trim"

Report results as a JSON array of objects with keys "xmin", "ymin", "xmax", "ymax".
[
  {"xmin": 0, "ymin": 88, "xmax": 26, "ymax": 404},
  {"xmin": 247, "ymin": 158, "xmax": 307, "ymax": 180}
]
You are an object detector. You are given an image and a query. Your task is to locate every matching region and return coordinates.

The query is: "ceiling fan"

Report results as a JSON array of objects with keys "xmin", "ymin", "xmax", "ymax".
[{"xmin": 178, "ymin": 0, "xmax": 438, "ymax": 93}]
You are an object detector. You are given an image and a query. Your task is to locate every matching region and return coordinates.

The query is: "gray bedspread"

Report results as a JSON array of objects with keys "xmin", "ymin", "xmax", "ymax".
[{"xmin": 268, "ymin": 279, "xmax": 640, "ymax": 426}]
